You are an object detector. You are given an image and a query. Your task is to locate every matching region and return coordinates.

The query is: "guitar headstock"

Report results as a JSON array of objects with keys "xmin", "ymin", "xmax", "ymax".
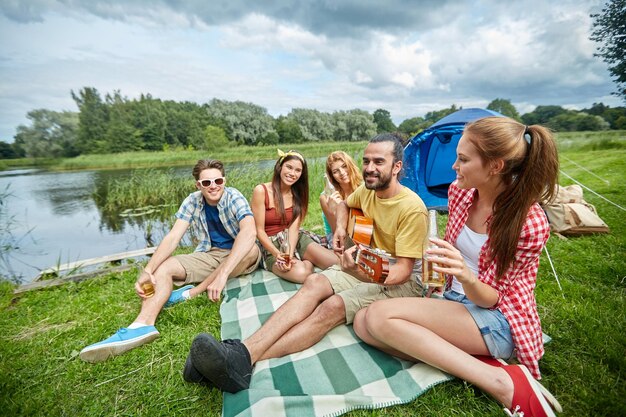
[{"xmin": 355, "ymin": 245, "xmax": 391, "ymax": 283}]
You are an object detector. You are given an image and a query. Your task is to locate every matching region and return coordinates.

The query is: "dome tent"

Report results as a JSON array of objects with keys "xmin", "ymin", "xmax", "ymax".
[{"xmin": 401, "ymin": 108, "xmax": 504, "ymax": 210}]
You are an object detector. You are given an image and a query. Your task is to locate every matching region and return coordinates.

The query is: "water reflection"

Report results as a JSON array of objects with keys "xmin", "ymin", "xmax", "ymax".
[{"xmin": 0, "ymin": 167, "xmax": 191, "ymax": 283}]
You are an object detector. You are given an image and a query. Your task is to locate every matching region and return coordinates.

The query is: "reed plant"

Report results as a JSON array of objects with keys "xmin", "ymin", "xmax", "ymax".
[
  {"xmin": 95, "ymin": 169, "xmax": 194, "ymax": 212},
  {"xmin": 55, "ymin": 141, "xmax": 367, "ymax": 171},
  {"xmin": 93, "ymin": 155, "xmax": 355, "ymax": 236}
]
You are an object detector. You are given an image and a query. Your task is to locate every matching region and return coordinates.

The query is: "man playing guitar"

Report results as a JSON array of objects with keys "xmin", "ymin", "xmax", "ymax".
[
  {"xmin": 184, "ymin": 133, "xmax": 429, "ymax": 393},
  {"xmin": 333, "ymin": 140, "xmax": 426, "ymax": 289}
]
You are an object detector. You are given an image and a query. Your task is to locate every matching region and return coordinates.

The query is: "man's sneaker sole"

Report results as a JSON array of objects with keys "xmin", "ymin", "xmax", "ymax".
[
  {"xmin": 189, "ymin": 333, "xmax": 226, "ymax": 379},
  {"xmin": 79, "ymin": 330, "xmax": 160, "ymax": 363},
  {"xmin": 183, "ymin": 354, "xmax": 215, "ymax": 386},
  {"xmin": 189, "ymin": 333, "xmax": 252, "ymax": 393}
]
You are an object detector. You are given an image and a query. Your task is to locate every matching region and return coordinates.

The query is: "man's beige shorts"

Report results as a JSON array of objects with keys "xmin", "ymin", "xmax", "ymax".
[
  {"xmin": 321, "ymin": 265, "xmax": 423, "ymax": 324},
  {"xmin": 175, "ymin": 245, "xmax": 261, "ymax": 285}
]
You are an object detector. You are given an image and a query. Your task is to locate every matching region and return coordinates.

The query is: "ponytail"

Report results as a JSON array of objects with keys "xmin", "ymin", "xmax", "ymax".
[{"xmin": 465, "ymin": 118, "xmax": 559, "ymax": 280}]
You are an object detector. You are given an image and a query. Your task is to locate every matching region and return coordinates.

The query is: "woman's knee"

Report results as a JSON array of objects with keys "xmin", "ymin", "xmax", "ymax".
[
  {"xmin": 301, "ymin": 260, "xmax": 314, "ymax": 274},
  {"xmin": 289, "ymin": 261, "xmax": 314, "ymax": 282},
  {"xmin": 363, "ymin": 300, "xmax": 393, "ymax": 337}
]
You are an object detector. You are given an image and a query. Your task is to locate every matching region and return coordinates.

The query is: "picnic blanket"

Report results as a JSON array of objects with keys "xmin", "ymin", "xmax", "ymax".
[{"xmin": 219, "ymin": 269, "xmax": 452, "ymax": 417}]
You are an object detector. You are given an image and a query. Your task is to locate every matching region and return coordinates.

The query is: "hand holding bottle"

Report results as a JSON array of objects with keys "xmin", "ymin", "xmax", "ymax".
[
  {"xmin": 422, "ymin": 210, "xmax": 446, "ymax": 287},
  {"xmin": 323, "ymin": 174, "xmax": 336, "ymax": 197},
  {"xmin": 277, "ymin": 229, "xmax": 293, "ymax": 271},
  {"xmin": 425, "ymin": 237, "xmax": 473, "ymax": 284}
]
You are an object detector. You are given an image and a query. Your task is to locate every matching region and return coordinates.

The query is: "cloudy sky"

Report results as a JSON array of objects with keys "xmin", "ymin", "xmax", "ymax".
[{"xmin": 0, "ymin": 0, "xmax": 619, "ymax": 141}]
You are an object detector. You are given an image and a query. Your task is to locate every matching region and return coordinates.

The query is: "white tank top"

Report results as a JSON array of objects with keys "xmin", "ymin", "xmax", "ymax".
[{"xmin": 451, "ymin": 225, "xmax": 488, "ymax": 294}]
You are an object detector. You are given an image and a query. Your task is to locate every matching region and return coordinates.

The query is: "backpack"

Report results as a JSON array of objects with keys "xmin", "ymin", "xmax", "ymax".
[{"xmin": 541, "ymin": 185, "xmax": 610, "ymax": 236}]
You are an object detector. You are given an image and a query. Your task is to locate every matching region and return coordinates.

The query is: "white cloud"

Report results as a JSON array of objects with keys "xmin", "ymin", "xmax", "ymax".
[{"xmin": 0, "ymin": 0, "xmax": 622, "ymax": 141}]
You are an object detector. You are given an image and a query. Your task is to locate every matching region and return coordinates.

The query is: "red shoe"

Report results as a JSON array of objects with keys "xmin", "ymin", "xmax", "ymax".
[
  {"xmin": 474, "ymin": 355, "xmax": 562, "ymax": 413},
  {"xmin": 474, "ymin": 354, "xmax": 507, "ymax": 367},
  {"xmin": 502, "ymin": 364, "xmax": 556, "ymax": 417}
]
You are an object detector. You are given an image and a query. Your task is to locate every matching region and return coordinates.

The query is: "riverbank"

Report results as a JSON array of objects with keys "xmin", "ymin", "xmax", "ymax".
[
  {"xmin": 1, "ymin": 135, "xmax": 625, "ymax": 416},
  {"xmin": 0, "ymin": 141, "xmax": 368, "ymax": 171}
]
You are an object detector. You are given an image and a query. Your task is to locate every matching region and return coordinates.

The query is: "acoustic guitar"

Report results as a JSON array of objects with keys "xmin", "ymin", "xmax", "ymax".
[
  {"xmin": 347, "ymin": 208, "xmax": 373, "ymax": 246},
  {"xmin": 346, "ymin": 208, "xmax": 395, "ymax": 283}
]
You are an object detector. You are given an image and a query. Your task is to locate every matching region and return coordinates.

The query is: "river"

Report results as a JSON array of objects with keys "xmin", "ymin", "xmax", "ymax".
[{"xmin": 0, "ymin": 167, "xmax": 193, "ymax": 283}]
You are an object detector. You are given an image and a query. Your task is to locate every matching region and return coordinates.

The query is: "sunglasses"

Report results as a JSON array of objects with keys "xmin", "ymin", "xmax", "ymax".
[{"xmin": 197, "ymin": 177, "xmax": 225, "ymax": 188}]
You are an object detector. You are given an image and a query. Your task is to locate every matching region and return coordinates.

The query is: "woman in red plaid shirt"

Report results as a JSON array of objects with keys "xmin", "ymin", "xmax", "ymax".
[{"xmin": 354, "ymin": 117, "xmax": 562, "ymax": 416}]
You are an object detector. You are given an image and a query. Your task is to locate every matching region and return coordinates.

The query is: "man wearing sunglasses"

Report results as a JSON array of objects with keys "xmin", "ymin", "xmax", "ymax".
[{"xmin": 80, "ymin": 159, "xmax": 261, "ymax": 363}]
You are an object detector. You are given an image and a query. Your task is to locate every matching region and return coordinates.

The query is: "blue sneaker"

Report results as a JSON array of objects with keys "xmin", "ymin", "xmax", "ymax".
[
  {"xmin": 79, "ymin": 326, "xmax": 160, "ymax": 363},
  {"xmin": 165, "ymin": 285, "xmax": 194, "ymax": 307}
]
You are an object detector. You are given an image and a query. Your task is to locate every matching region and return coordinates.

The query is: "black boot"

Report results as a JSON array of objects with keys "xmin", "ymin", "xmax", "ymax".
[{"xmin": 189, "ymin": 333, "xmax": 253, "ymax": 393}]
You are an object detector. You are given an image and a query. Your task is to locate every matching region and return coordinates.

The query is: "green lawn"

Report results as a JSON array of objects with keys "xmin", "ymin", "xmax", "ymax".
[{"xmin": 0, "ymin": 132, "xmax": 625, "ymax": 416}]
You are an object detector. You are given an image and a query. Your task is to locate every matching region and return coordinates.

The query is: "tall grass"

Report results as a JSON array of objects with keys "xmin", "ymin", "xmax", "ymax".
[
  {"xmin": 95, "ymin": 169, "xmax": 195, "ymax": 212},
  {"xmin": 55, "ymin": 141, "xmax": 367, "ymax": 171},
  {"xmin": 0, "ymin": 132, "xmax": 624, "ymax": 416},
  {"xmin": 94, "ymin": 156, "xmax": 348, "ymax": 235},
  {"xmin": 0, "ymin": 157, "xmax": 61, "ymax": 171},
  {"xmin": 555, "ymin": 129, "xmax": 626, "ymax": 152}
]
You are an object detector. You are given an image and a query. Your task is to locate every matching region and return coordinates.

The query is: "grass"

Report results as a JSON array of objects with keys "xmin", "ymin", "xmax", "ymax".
[
  {"xmin": 1, "ymin": 132, "xmax": 625, "ymax": 416},
  {"xmin": 0, "ymin": 157, "xmax": 61, "ymax": 171},
  {"xmin": 53, "ymin": 141, "xmax": 367, "ymax": 171}
]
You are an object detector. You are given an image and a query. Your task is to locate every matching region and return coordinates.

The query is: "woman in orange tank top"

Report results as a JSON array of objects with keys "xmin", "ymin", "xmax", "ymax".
[{"xmin": 251, "ymin": 150, "xmax": 339, "ymax": 283}]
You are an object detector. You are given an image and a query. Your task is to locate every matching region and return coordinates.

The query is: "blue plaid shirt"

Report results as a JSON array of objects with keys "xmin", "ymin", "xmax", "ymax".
[{"xmin": 175, "ymin": 187, "xmax": 253, "ymax": 252}]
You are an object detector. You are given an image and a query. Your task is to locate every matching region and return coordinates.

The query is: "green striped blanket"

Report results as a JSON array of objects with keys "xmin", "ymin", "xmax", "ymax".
[{"xmin": 220, "ymin": 269, "xmax": 452, "ymax": 417}]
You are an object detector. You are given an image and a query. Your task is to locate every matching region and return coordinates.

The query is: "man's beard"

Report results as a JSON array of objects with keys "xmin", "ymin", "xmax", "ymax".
[{"xmin": 363, "ymin": 171, "xmax": 392, "ymax": 190}]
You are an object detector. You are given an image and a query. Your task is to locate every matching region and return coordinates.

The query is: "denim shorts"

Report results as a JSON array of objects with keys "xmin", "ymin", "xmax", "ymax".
[{"xmin": 444, "ymin": 290, "xmax": 514, "ymax": 360}]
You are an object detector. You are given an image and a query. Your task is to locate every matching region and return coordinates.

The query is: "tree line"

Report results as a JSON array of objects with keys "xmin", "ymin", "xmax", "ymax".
[{"xmin": 1, "ymin": 87, "xmax": 625, "ymax": 159}]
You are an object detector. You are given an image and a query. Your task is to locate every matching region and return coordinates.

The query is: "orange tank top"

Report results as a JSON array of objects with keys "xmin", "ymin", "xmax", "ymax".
[{"xmin": 263, "ymin": 183, "xmax": 293, "ymax": 236}]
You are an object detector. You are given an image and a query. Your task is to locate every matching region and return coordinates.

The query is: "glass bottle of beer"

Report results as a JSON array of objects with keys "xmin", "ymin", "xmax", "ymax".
[
  {"xmin": 423, "ymin": 210, "xmax": 445, "ymax": 287},
  {"xmin": 280, "ymin": 229, "xmax": 291, "ymax": 264},
  {"xmin": 323, "ymin": 174, "xmax": 335, "ymax": 197}
]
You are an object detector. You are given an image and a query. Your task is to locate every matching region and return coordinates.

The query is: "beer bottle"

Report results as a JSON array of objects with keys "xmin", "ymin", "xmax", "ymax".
[
  {"xmin": 323, "ymin": 174, "xmax": 335, "ymax": 197},
  {"xmin": 280, "ymin": 229, "xmax": 291, "ymax": 264},
  {"xmin": 423, "ymin": 210, "xmax": 445, "ymax": 287}
]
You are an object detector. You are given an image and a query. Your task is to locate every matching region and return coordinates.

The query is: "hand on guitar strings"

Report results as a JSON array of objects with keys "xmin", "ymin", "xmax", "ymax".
[{"xmin": 339, "ymin": 245, "xmax": 359, "ymax": 275}]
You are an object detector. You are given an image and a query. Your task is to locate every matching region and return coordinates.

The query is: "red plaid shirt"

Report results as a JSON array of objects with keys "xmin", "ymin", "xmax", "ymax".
[{"xmin": 444, "ymin": 181, "xmax": 549, "ymax": 379}]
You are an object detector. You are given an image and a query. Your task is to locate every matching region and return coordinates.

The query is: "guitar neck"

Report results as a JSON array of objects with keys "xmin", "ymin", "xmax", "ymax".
[{"xmin": 355, "ymin": 245, "xmax": 395, "ymax": 283}]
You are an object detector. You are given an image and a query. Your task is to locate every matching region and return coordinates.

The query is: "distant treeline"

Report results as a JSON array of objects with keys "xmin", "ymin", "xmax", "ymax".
[{"xmin": 1, "ymin": 87, "xmax": 625, "ymax": 159}]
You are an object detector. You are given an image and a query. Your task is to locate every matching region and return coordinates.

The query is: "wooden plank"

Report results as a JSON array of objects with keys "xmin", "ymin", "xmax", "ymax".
[
  {"xmin": 33, "ymin": 247, "xmax": 156, "ymax": 281},
  {"xmin": 14, "ymin": 264, "xmax": 137, "ymax": 294}
]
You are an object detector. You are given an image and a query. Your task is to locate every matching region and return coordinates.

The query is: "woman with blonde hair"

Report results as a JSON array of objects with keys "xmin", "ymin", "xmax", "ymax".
[
  {"xmin": 320, "ymin": 151, "xmax": 363, "ymax": 244},
  {"xmin": 251, "ymin": 150, "xmax": 338, "ymax": 283},
  {"xmin": 353, "ymin": 117, "xmax": 562, "ymax": 416}
]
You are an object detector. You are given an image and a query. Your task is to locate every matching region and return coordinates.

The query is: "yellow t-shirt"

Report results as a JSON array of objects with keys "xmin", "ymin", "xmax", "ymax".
[{"xmin": 347, "ymin": 184, "xmax": 427, "ymax": 259}]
